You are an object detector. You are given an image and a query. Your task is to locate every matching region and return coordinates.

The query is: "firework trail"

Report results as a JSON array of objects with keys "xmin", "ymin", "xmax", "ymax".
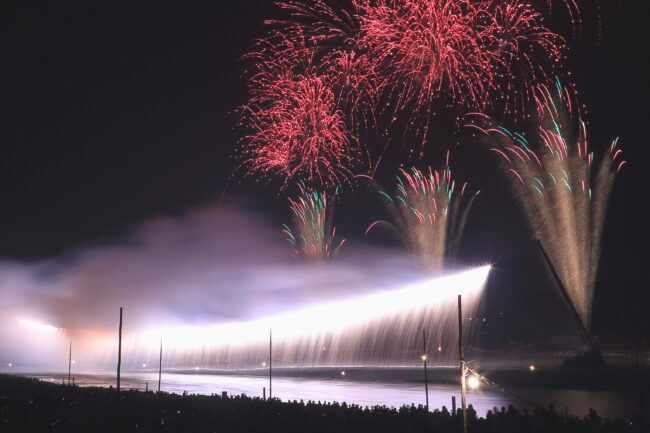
[
  {"xmin": 283, "ymin": 181, "xmax": 345, "ymax": 260},
  {"xmin": 365, "ymin": 155, "xmax": 478, "ymax": 273},
  {"xmin": 467, "ymin": 81, "xmax": 625, "ymax": 331},
  {"xmin": 354, "ymin": 0, "xmax": 564, "ymax": 148}
]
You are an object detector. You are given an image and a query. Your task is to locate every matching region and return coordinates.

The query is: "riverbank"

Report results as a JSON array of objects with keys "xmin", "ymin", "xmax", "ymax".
[
  {"xmin": 0, "ymin": 373, "xmax": 644, "ymax": 432},
  {"xmin": 168, "ymin": 364, "xmax": 650, "ymax": 392}
]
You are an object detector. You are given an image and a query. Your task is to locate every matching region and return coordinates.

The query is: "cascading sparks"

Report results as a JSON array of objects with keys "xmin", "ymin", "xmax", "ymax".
[{"xmin": 468, "ymin": 81, "xmax": 625, "ymax": 331}]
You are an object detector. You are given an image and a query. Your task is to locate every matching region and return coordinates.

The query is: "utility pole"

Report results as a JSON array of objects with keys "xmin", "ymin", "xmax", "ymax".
[
  {"xmin": 635, "ymin": 307, "xmax": 645, "ymax": 425},
  {"xmin": 68, "ymin": 341, "xmax": 72, "ymax": 385},
  {"xmin": 117, "ymin": 307, "xmax": 123, "ymax": 395},
  {"xmin": 422, "ymin": 328, "xmax": 429, "ymax": 411},
  {"xmin": 158, "ymin": 337, "xmax": 163, "ymax": 393},
  {"xmin": 457, "ymin": 295, "xmax": 468, "ymax": 433},
  {"xmin": 536, "ymin": 240, "xmax": 593, "ymax": 350},
  {"xmin": 269, "ymin": 329, "xmax": 272, "ymax": 400}
]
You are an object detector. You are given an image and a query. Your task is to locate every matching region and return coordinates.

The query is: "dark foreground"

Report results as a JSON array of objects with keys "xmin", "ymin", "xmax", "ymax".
[{"xmin": 0, "ymin": 374, "xmax": 644, "ymax": 433}]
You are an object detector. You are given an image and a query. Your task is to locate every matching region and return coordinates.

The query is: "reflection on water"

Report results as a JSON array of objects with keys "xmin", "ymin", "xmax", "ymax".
[{"xmin": 27, "ymin": 372, "xmax": 640, "ymax": 420}]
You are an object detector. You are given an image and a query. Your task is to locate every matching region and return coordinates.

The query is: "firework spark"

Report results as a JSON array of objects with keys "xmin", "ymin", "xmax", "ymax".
[
  {"xmin": 468, "ymin": 83, "xmax": 624, "ymax": 331},
  {"xmin": 533, "ymin": 0, "xmax": 582, "ymax": 34},
  {"xmin": 284, "ymin": 182, "xmax": 345, "ymax": 260},
  {"xmin": 366, "ymin": 155, "xmax": 478, "ymax": 273}
]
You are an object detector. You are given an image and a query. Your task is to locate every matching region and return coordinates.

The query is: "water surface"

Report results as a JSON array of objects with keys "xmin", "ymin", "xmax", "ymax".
[{"xmin": 25, "ymin": 370, "xmax": 643, "ymax": 420}]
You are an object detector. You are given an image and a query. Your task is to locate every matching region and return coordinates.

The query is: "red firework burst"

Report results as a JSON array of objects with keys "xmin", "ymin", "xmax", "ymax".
[
  {"xmin": 240, "ymin": 72, "xmax": 357, "ymax": 187},
  {"xmin": 239, "ymin": 0, "xmax": 565, "ymax": 184},
  {"xmin": 239, "ymin": 2, "xmax": 375, "ymax": 187},
  {"xmin": 263, "ymin": 1, "xmax": 382, "ymax": 130},
  {"xmin": 354, "ymin": 0, "xmax": 564, "ymax": 145}
]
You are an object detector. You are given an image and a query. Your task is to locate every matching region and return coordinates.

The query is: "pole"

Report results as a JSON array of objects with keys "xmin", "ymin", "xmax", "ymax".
[
  {"xmin": 158, "ymin": 337, "xmax": 163, "ymax": 393},
  {"xmin": 117, "ymin": 307, "xmax": 123, "ymax": 395},
  {"xmin": 635, "ymin": 308, "xmax": 645, "ymax": 425},
  {"xmin": 536, "ymin": 240, "xmax": 593, "ymax": 350},
  {"xmin": 457, "ymin": 295, "xmax": 468, "ymax": 433},
  {"xmin": 422, "ymin": 328, "xmax": 429, "ymax": 411},
  {"xmin": 269, "ymin": 329, "xmax": 272, "ymax": 400},
  {"xmin": 68, "ymin": 340, "xmax": 72, "ymax": 385}
]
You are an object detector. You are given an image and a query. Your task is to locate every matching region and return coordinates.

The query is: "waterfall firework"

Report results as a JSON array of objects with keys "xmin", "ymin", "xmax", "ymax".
[
  {"xmin": 366, "ymin": 156, "xmax": 478, "ymax": 273},
  {"xmin": 468, "ymin": 81, "xmax": 625, "ymax": 331},
  {"xmin": 7, "ymin": 266, "xmax": 490, "ymax": 369}
]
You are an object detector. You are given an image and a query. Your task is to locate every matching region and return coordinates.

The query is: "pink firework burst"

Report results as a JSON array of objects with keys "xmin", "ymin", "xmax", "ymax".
[
  {"xmin": 238, "ymin": 3, "xmax": 375, "ymax": 187},
  {"xmin": 263, "ymin": 1, "xmax": 382, "ymax": 130},
  {"xmin": 354, "ymin": 0, "xmax": 564, "ymax": 146},
  {"xmin": 241, "ymin": 71, "xmax": 358, "ymax": 188}
]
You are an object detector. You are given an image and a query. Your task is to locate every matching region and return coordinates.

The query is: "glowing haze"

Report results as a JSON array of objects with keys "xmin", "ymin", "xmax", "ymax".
[{"xmin": 0, "ymin": 203, "xmax": 489, "ymax": 371}]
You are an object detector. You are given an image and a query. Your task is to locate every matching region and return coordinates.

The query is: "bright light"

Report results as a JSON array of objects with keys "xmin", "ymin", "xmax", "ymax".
[
  {"xmin": 437, "ymin": 346, "xmax": 442, "ymax": 352},
  {"xmin": 421, "ymin": 355, "xmax": 427, "ymax": 361},
  {"xmin": 529, "ymin": 365, "xmax": 536, "ymax": 372},
  {"xmin": 71, "ymin": 360, "xmax": 76, "ymax": 364},
  {"xmin": 262, "ymin": 362, "xmax": 267, "ymax": 367},
  {"xmin": 194, "ymin": 367, "xmax": 199, "ymax": 371},
  {"xmin": 340, "ymin": 371, "xmax": 346, "ymax": 376},
  {"xmin": 142, "ymin": 363, "xmax": 147, "ymax": 368},
  {"xmin": 18, "ymin": 318, "xmax": 58, "ymax": 333},
  {"xmin": 467, "ymin": 376, "xmax": 480, "ymax": 389},
  {"xmin": 140, "ymin": 266, "xmax": 491, "ymax": 350},
  {"xmin": 7, "ymin": 362, "xmax": 12, "ymax": 368}
]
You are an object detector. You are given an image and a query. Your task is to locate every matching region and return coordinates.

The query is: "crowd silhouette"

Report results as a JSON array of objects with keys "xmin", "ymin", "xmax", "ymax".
[{"xmin": 0, "ymin": 374, "xmax": 642, "ymax": 433}]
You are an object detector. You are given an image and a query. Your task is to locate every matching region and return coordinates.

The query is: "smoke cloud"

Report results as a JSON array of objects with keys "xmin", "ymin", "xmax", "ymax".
[{"xmin": 0, "ymin": 201, "xmax": 428, "ymax": 364}]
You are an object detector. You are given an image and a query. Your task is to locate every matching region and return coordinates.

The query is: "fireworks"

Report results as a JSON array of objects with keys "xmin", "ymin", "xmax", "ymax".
[
  {"xmin": 238, "ymin": 1, "xmax": 376, "ymax": 187},
  {"xmin": 136, "ymin": 266, "xmax": 490, "ymax": 366},
  {"xmin": 355, "ymin": 0, "xmax": 564, "ymax": 147},
  {"xmin": 366, "ymin": 155, "xmax": 478, "ymax": 273},
  {"xmin": 239, "ymin": 0, "xmax": 565, "ymax": 183},
  {"xmin": 240, "ymin": 71, "xmax": 358, "ymax": 188},
  {"xmin": 266, "ymin": 0, "xmax": 381, "ymax": 128},
  {"xmin": 487, "ymin": 0, "xmax": 566, "ymax": 117},
  {"xmin": 283, "ymin": 182, "xmax": 345, "ymax": 260},
  {"xmin": 468, "ymin": 83, "xmax": 624, "ymax": 331}
]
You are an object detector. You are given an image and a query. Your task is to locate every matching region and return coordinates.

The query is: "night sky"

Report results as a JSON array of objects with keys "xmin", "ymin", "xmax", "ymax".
[{"xmin": 2, "ymin": 1, "xmax": 648, "ymax": 343}]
